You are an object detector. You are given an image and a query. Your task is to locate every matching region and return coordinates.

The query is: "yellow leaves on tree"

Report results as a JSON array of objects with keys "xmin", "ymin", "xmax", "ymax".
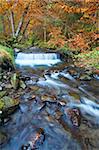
[
  {"xmin": 0, "ymin": 0, "xmax": 98, "ymax": 51},
  {"xmin": 68, "ymin": 34, "xmax": 89, "ymax": 51},
  {"xmin": 48, "ymin": 27, "xmax": 65, "ymax": 48}
]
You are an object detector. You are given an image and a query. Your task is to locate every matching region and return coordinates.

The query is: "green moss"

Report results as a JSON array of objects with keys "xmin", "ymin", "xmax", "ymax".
[
  {"xmin": 0, "ymin": 96, "xmax": 19, "ymax": 111},
  {"xmin": 0, "ymin": 44, "xmax": 14, "ymax": 59},
  {"xmin": 0, "ymin": 44, "xmax": 14, "ymax": 66},
  {"xmin": 74, "ymin": 48, "xmax": 99, "ymax": 69},
  {"xmin": 0, "ymin": 100, "xmax": 4, "ymax": 110},
  {"xmin": 0, "ymin": 91, "xmax": 6, "ymax": 99}
]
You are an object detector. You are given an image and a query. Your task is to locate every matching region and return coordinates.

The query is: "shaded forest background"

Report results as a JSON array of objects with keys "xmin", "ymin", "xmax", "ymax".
[{"xmin": 0, "ymin": 0, "xmax": 99, "ymax": 69}]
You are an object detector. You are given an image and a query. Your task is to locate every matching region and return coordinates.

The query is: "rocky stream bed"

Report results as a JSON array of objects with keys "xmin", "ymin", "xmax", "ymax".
[{"xmin": 0, "ymin": 52, "xmax": 99, "ymax": 150}]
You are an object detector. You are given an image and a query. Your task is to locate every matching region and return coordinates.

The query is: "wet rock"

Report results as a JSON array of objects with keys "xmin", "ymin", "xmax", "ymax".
[
  {"xmin": 54, "ymin": 110, "xmax": 63, "ymax": 120},
  {"xmin": 20, "ymin": 80, "xmax": 26, "ymax": 89},
  {"xmin": 0, "ymin": 96, "xmax": 19, "ymax": 109},
  {"xmin": 41, "ymin": 95, "xmax": 57, "ymax": 102},
  {"xmin": 0, "ymin": 132, "xmax": 8, "ymax": 145},
  {"xmin": 5, "ymin": 83, "xmax": 12, "ymax": 89},
  {"xmin": 21, "ymin": 91, "xmax": 36, "ymax": 102},
  {"xmin": 11, "ymin": 73, "xmax": 19, "ymax": 89},
  {"xmin": 29, "ymin": 85, "xmax": 39, "ymax": 91},
  {"xmin": 65, "ymin": 108, "xmax": 81, "ymax": 127},
  {"xmin": 69, "ymin": 91, "xmax": 80, "ymax": 101},
  {"xmin": 80, "ymin": 74, "xmax": 91, "ymax": 81},
  {"xmin": 58, "ymin": 100, "xmax": 67, "ymax": 106},
  {"xmin": 79, "ymin": 123, "xmax": 99, "ymax": 149},
  {"xmin": 68, "ymin": 68, "xmax": 78, "ymax": 77},
  {"xmin": 21, "ymin": 128, "xmax": 45, "ymax": 150},
  {"xmin": 20, "ymin": 75, "xmax": 31, "ymax": 82},
  {"xmin": 0, "ymin": 91, "xmax": 6, "ymax": 99},
  {"xmin": 25, "ymin": 80, "xmax": 36, "ymax": 86},
  {"xmin": 45, "ymin": 102, "xmax": 58, "ymax": 116},
  {"xmin": 0, "ymin": 96, "xmax": 19, "ymax": 120}
]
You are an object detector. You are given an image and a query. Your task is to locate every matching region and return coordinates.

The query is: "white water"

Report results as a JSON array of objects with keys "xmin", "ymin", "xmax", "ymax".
[
  {"xmin": 15, "ymin": 53, "xmax": 61, "ymax": 66},
  {"xmin": 60, "ymin": 72, "xmax": 76, "ymax": 82},
  {"xmin": 49, "ymin": 71, "xmax": 76, "ymax": 81},
  {"xmin": 37, "ymin": 74, "xmax": 68, "ymax": 88},
  {"xmin": 67, "ymin": 97, "xmax": 99, "ymax": 124}
]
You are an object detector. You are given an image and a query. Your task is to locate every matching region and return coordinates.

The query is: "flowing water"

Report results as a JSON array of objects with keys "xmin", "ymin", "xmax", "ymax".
[
  {"xmin": 1, "ymin": 52, "xmax": 99, "ymax": 150},
  {"xmin": 15, "ymin": 53, "xmax": 61, "ymax": 67}
]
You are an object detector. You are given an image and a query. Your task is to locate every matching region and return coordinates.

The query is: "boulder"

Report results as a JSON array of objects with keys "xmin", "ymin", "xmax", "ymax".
[
  {"xmin": 0, "ymin": 96, "xmax": 19, "ymax": 122},
  {"xmin": 0, "ymin": 48, "xmax": 14, "ymax": 71}
]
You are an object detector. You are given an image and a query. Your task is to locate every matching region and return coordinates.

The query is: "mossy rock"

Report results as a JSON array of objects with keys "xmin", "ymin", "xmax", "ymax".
[
  {"xmin": 0, "ymin": 96, "xmax": 19, "ymax": 120},
  {"xmin": 0, "ymin": 45, "xmax": 14, "ymax": 70},
  {"xmin": 0, "ymin": 131, "xmax": 8, "ymax": 145},
  {"xmin": 0, "ymin": 96, "xmax": 19, "ymax": 111},
  {"xmin": 0, "ymin": 91, "xmax": 6, "ymax": 99},
  {"xmin": 11, "ymin": 73, "xmax": 19, "ymax": 89},
  {"xmin": 0, "ymin": 96, "xmax": 19, "ymax": 123}
]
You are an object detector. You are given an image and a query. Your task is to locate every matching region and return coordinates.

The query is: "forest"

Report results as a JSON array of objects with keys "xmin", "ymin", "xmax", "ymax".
[
  {"xmin": 0, "ymin": 0, "xmax": 98, "ymax": 69},
  {"xmin": 0, "ymin": 1, "xmax": 99, "ymax": 150}
]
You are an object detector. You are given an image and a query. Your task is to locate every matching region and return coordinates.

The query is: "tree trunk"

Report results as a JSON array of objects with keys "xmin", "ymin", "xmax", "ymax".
[
  {"xmin": 19, "ymin": 19, "xmax": 30, "ymax": 42},
  {"xmin": 15, "ymin": 4, "xmax": 30, "ymax": 38},
  {"xmin": 22, "ymin": 19, "xmax": 30, "ymax": 36},
  {"xmin": 10, "ymin": 11, "xmax": 15, "ymax": 38},
  {"xmin": 44, "ymin": 19, "xmax": 47, "ymax": 42}
]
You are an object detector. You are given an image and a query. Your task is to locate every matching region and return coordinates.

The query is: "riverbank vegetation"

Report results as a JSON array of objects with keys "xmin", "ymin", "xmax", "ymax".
[
  {"xmin": 0, "ymin": 44, "xmax": 14, "ymax": 70},
  {"xmin": 0, "ymin": 0, "xmax": 98, "ymax": 69}
]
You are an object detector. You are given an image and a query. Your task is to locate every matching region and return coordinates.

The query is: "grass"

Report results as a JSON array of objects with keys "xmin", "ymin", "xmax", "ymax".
[{"xmin": 74, "ymin": 48, "xmax": 99, "ymax": 69}]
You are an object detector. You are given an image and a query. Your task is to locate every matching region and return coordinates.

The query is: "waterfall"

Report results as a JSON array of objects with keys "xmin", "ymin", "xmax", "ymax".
[{"xmin": 15, "ymin": 52, "xmax": 61, "ymax": 67}]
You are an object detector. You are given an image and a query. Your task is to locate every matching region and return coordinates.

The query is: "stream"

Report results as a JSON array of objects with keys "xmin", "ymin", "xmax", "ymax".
[{"xmin": 1, "ymin": 52, "xmax": 99, "ymax": 150}]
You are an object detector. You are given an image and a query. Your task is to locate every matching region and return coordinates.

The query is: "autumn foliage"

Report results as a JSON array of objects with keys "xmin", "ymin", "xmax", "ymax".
[{"xmin": 0, "ymin": 0, "xmax": 98, "ymax": 51}]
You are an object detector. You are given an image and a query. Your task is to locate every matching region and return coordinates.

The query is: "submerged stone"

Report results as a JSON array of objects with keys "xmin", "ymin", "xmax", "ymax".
[
  {"xmin": 66, "ymin": 108, "xmax": 81, "ymax": 127},
  {"xmin": 69, "ymin": 91, "xmax": 80, "ymax": 101},
  {"xmin": 21, "ymin": 128, "xmax": 45, "ymax": 150},
  {"xmin": 0, "ymin": 132, "xmax": 8, "ymax": 145},
  {"xmin": 41, "ymin": 95, "xmax": 57, "ymax": 102}
]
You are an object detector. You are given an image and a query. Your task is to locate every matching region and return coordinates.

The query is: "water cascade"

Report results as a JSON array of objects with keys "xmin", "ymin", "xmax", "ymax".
[
  {"xmin": 1, "ymin": 51, "xmax": 99, "ymax": 150},
  {"xmin": 15, "ymin": 52, "xmax": 61, "ymax": 67}
]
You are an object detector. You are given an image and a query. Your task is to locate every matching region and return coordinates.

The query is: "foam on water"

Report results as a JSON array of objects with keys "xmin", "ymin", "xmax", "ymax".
[
  {"xmin": 15, "ymin": 52, "xmax": 61, "ymax": 67},
  {"xmin": 67, "ymin": 97, "xmax": 99, "ymax": 124},
  {"xmin": 60, "ymin": 72, "xmax": 76, "ymax": 82},
  {"xmin": 38, "ymin": 74, "xmax": 68, "ymax": 88}
]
